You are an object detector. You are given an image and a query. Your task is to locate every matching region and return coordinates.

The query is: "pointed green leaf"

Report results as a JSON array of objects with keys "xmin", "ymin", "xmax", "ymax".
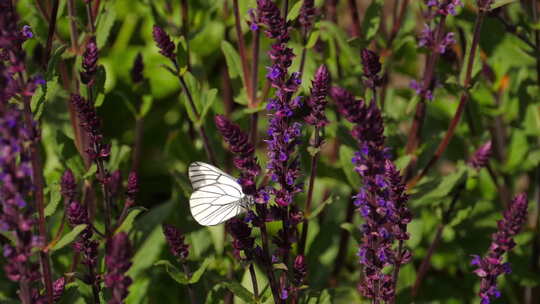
[
  {"xmin": 362, "ymin": 0, "xmax": 383, "ymax": 41},
  {"xmin": 287, "ymin": 1, "xmax": 303, "ymax": 21},
  {"xmin": 51, "ymin": 224, "xmax": 87, "ymax": 252},
  {"xmin": 154, "ymin": 260, "xmax": 190, "ymax": 284},
  {"xmin": 115, "ymin": 207, "xmax": 146, "ymax": 234},
  {"xmin": 222, "ymin": 281, "xmax": 256, "ymax": 303},
  {"xmin": 45, "ymin": 183, "xmax": 62, "ymax": 217},
  {"xmin": 189, "ymin": 258, "xmax": 211, "ymax": 284},
  {"xmin": 221, "ymin": 41, "xmax": 243, "ymax": 80}
]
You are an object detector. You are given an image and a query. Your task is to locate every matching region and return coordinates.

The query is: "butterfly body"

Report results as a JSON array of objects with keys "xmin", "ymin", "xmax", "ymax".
[{"xmin": 188, "ymin": 162, "xmax": 253, "ymax": 226}]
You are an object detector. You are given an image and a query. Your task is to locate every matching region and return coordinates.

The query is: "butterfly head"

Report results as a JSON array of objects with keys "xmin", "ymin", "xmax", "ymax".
[{"xmin": 240, "ymin": 195, "xmax": 255, "ymax": 209}]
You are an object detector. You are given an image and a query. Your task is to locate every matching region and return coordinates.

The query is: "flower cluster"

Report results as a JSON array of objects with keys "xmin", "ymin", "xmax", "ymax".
[
  {"xmin": 152, "ymin": 25, "xmax": 176, "ymax": 61},
  {"xmin": 226, "ymin": 218, "xmax": 256, "ymax": 261},
  {"xmin": 131, "ymin": 53, "xmax": 144, "ymax": 84},
  {"xmin": 71, "ymin": 94, "xmax": 110, "ymax": 161},
  {"xmin": 0, "ymin": 105, "xmax": 43, "ymax": 299},
  {"xmin": 426, "ymin": 0, "xmax": 463, "ymax": 17},
  {"xmin": 80, "ymin": 37, "xmax": 99, "ymax": 86},
  {"xmin": 62, "ymin": 170, "xmax": 99, "ymax": 286},
  {"xmin": 418, "ymin": 24, "xmax": 456, "ymax": 54},
  {"xmin": 304, "ymin": 65, "xmax": 330, "ymax": 128},
  {"xmin": 105, "ymin": 232, "xmax": 133, "ymax": 304},
  {"xmin": 125, "ymin": 171, "xmax": 138, "ymax": 207},
  {"xmin": 360, "ymin": 49, "xmax": 382, "ymax": 89},
  {"xmin": 331, "ymin": 86, "xmax": 412, "ymax": 302},
  {"xmin": 163, "ymin": 224, "xmax": 190, "ymax": 261},
  {"xmin": 468, "ymin": 141, "xmax": 492, "ymax": 170},
  {"xmin": 215, "ymin": 115, "xmax": 261, "ymax": 196},
  {"xmin": 298, "ymin": 0, "xmax": 316, "ymax": 34},
  {"xmin": 471, "ymin": 193, "xmax": 528, "ymax": 304}
]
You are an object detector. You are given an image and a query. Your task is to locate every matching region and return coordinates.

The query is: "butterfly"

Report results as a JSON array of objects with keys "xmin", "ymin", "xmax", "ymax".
[{"xmin": 188, "ymin": 161, "xmax": 254, "ymax": 226}]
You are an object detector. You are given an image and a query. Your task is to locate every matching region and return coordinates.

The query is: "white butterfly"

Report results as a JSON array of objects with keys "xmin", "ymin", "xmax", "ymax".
[{"xmin": 188, "ymin": 161, "xmax": 254, "ymax": 226}]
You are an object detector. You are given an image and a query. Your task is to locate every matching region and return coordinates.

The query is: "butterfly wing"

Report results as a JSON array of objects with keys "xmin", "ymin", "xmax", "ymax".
[{"xmin": 188, "ymin": 162, "xmax": 245, "ymax": 226}]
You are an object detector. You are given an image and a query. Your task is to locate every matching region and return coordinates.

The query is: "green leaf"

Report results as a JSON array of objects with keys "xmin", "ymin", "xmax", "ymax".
[
  {"xmin": 50, "ymin": 224, "xmax": 87, "ymax": 252},
  {"xmin": 306, "ymin": 30, "xmax": 320, "ymax": 49},
  {"xmin": 115, "ymin": 207, "xmax": 146, "ymax": 234},
  {"xmin": 503, "ymin": 129, "xmax": 528, "ymax": 172},
  {"xmin": 287, "ymin": 1, "xmax": 303, "ymax": 21},
  {"xmin": 139, "ymin": 95, "xmax": 153, "ymax": 118},
  {"xmin": 0, "ymin": 230, "xmax": 16, "ymax": 245},
  {"xmin": 188, "ymin": 258, "xmax": 211, "ymax": 284},
  {"xmin": 176, "ymin": 36, "xmax": 189, "ymax": 72},
  {"xmin": 340, "ymin": 223, "xmax": 360, "ymax": 243},
  {"xmin": 96, "ymin": 5, "xmax": 117, "ymax": 48},
  {"xmin": 273, "ymin": 263, "xmax": 288, "ymax": 271},
  {"xmin": 307, "ymin": 195, "xmax": 335, "ymax": 220},
  {"xmin": 222, "ymin": 281, "xmax": 256, "ymax": 303},
  {"xmin": 411, "ymin": 166, "xmax": 468, "ymax": 207},
  {"xmin": 339, "ymin": 145, "xmax": 361, "ymax": 187},
  {"xmin": 82, "ymin": 164, "xmax": 97, "ymax": 179},
  {"xmin": 154, "ymin": 260, "xmax": 190, "ymax": 284},
  {"xmin": 221, "ymin": 41, "xmax": 243, "ymax": 80},
  {"xmin": 46, "ymin": 45, "xmax": 67, "ymax": 80},
  {"xmin": 491, "ymin": 0, "xmax": 518, "ymax": 9},
  {"xmin": 45, "ymin": 183, "xmax": 62, "ymax": 217},
  {"xmin": 200, "ymin": 88, "xmax": 218, "ymax": 123},
  {"xmin": 93, "ymin": 66, "xmax": 107, "ymax": 107},
  {"xmin": 180, "ymin": 72, "xmax": 201, "ymax": 123},
  {"xmin": 362, "ymin": 0, "xmax": 383, "ymax": 42}
]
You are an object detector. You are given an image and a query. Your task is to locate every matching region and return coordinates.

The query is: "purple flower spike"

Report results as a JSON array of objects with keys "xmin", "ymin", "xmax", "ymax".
[
  {"xmin": 361, "ymin": 49, "xmax": 382, "ymax": 89},
  {"xmin": 215, "ymin": 115, "xmax": 261, "ymax": 195},
  {"xmin": 292, "ymin": 255, "xmax": 307, "ymax": 287},
  {"xmin": 472, "ymin": 193, "xmax": 528, "ymax": 304},
  {"xmin": 131, "ymin": 53, "xmax": 144, "ymax": 84},
  {"xmin": 299, "ymin": 0, "xmax": 316, "ymax": 33},
  {"xmin": 105, "ymin": 232, "xmax": 133, "ymax": 304},
  {"xmin": 80, "ymin": 37, "xmax": 99, "ymax": 86},
  {"xmin": 305, "ymin": 65, "xmax": 330, "ymax": 127},
  {"xmin": 334, "ymin": 84, "xmax": 412, "ymax": 301},
  {"xmin": 22, "ymin": 25, "xmax": 33, "ymax": 39},
  {"xmin": 468, "ymin": 141, "xmax": 492, "ymax": 170},
  {"xmin": 152, "ymin": 25, "xmax": 176, "ymax": 60},
  {"xmin": 125, "ymin": 171, "xmax": 138, "ymax": 205},
  {"xmin": 163, "ymin": 224, "xmax": 190, "ymax": 261},
  {"xmin": 226, "ymin": 218, "xmax": 255, "ymax": 260},
  {"xmin": 53, "ymin": 277, "xmax": 65, "ymax": 302},
  {"xmin": 61, "ymin": 169, "xmax": 77, "ymax": 201}
]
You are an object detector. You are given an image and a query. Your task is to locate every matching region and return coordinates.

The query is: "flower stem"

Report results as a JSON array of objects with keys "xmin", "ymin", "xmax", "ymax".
[
  {"xmin": 404, "ymin": 17, "xmax": 447, "ymax": 178},
  {"xmin": 257, "ymin": 206, "xmax": 280, "ymax": 303},
  {"xmin": 250, "ymin": 29, "xmax": 261, "ymax": 144},
  {"xmin": 177, "ymin": 75, "xmax": 217, "ymax": 165},
  {"xmin": 180, "ymin": 0, "xmax": 191, "ymax": 70},
  {"xmin": 66, "ymin": 0, "xmax": 79, "ymax": 53},
  {"xmin": 298, "ymin": 128, "xmax": 321, "ymax": 255},
  {"xmin": 347, "ymin": 0, "xmax": 361, "ymax": 37},
  {"xmin": 408, "ymin": 9, "xmax": 487, "ymax": 189},
  {"xmin": 182, "ymin": 262, "xmax": 198, "ymax": 304},
  {"xmin": 86, "ymin": 1, "xmax": 95, "ymax": 33},
  {"xmin": 20, "ymin": 80, "xmax": 54, "ymax": 303},
  {"xmin": 411, "ymin": 182, "xmax": 464, "ymax": 297},
  {"xmin": 232, "ymin": 0, "xmax": 253, "ymax": 106},
  {"xmin": 131, "ymin": 117, "xmax": 144, "ymax": 172},
  {"xmin": 43, "ymin": 0, "xmax": 59, "ymax": 68},
  {"xmin": 249, "ymin": 263, "xmax": 260, "ymax": 300}
]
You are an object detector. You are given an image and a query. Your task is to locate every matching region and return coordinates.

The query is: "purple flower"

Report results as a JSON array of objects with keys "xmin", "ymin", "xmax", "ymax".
[
  {"xmin": 163, "ymin": 224, "xmax": 190, "ymax": 261},
  {"xmin": 477, "ymin": 0, "xmax": 494, "ymax": 10},
  {"xmin": 215, "ymin": 115, "xmax": 261, "ymax": 195},
  {"xmin": 418, "ymin": 24, "xmax": 455, "ymax": 54},
  {"xmin": 426, "ymin": 0, "xmax": 463, "ymax": 16},
  {"xmin": 305, "ymin": 65, "xmax": 330, "ymax": 127},
  {"xmin": 125, "ymin": 171, "xmax": 138, "ymax": 206},
  {"xmin": 53, "ymin": 277, "xmax": 65, "ymax": 302},
  {"xmin": 292, "ymin": 255, "xmax": 307, "ymax": 287},
  {"xmin": 131, "ymin": 53, "xmax": 144, "ymax": 84},
  {"xmin": 334, "ymin": 86, "xmax": 411, "ymax": 301},
  {"xmin": 61, "ymin": 169, "xmax": 77, "ymax": 201},
  {"xmin": 152, "ymin": 25, "xmax": 176, "ymax": 60},
  {"xmin": 257, "ymin": 0, "xmax": 288, "ymax": 40},
  {"xmin": 361, "ymin": 49, "xmax": 382, "ymax": 88},
  {"xmin": 22, "ymin": 25, "xmax": 33, "ymax": 39},
  {"xmin": 105, "ymin": 232, "xmax": 133, "ymax": 304},
  {"xmin": 299, "ymin": 0, "xmax": 316, "ymax": 34},
  {"xmin": 468, "ymin": 141, "xmax": 492, "ymax": 170},
  {"xmin": 71, "ymin": 94, "xmax": 109, "ymax": 161},
  {"xmin": 472, "ymin": 193, "xmax": 528, "ymax": 304},
  {"xmin": 409, "ymin": 80, "xmax": 433, "ymax": 100},
  {"xmin": 80, "ymin": 37, "xmax": 99, "ymax": 86},
  {"xmin": 226, "ymin": 218, "xmax": 256, "ymax": 260}
]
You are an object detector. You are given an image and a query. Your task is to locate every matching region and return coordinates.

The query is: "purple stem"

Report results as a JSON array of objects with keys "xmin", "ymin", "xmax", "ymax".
[
  {"xmin": 409, "ymin": 8, "xmax": 488, "ymax": 189},
  {"xmin": 86, "ymin": 0, "xmax": 95, "ymax": 33},
  {"xmin": 182, "ymin": 263, "xmax": 197, "ymax": 304},
  {"xmin": 250, "ymin": 28, "xmax": 261, "ymax": 145},
  {"xmin": 249, "ymin": 263, "xmax": 260, "ymax": 300},
  {"xmin": 298, "ymin": 129, "xmax": 321, "ymax": 255},
  {"xmin": 44, "ymin": 0, "xmax": 59, "ymax": 67},
  {"xmin": 66, "ymin": 0, "xmax": 79, "ymax": 53},
  {"xmin": 181, "ymin": 0, "xmax": 191, "ymax": 70},
  {"xmin": 232, "ymin": 0, "xmax": 253, "ymax": 106}
]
